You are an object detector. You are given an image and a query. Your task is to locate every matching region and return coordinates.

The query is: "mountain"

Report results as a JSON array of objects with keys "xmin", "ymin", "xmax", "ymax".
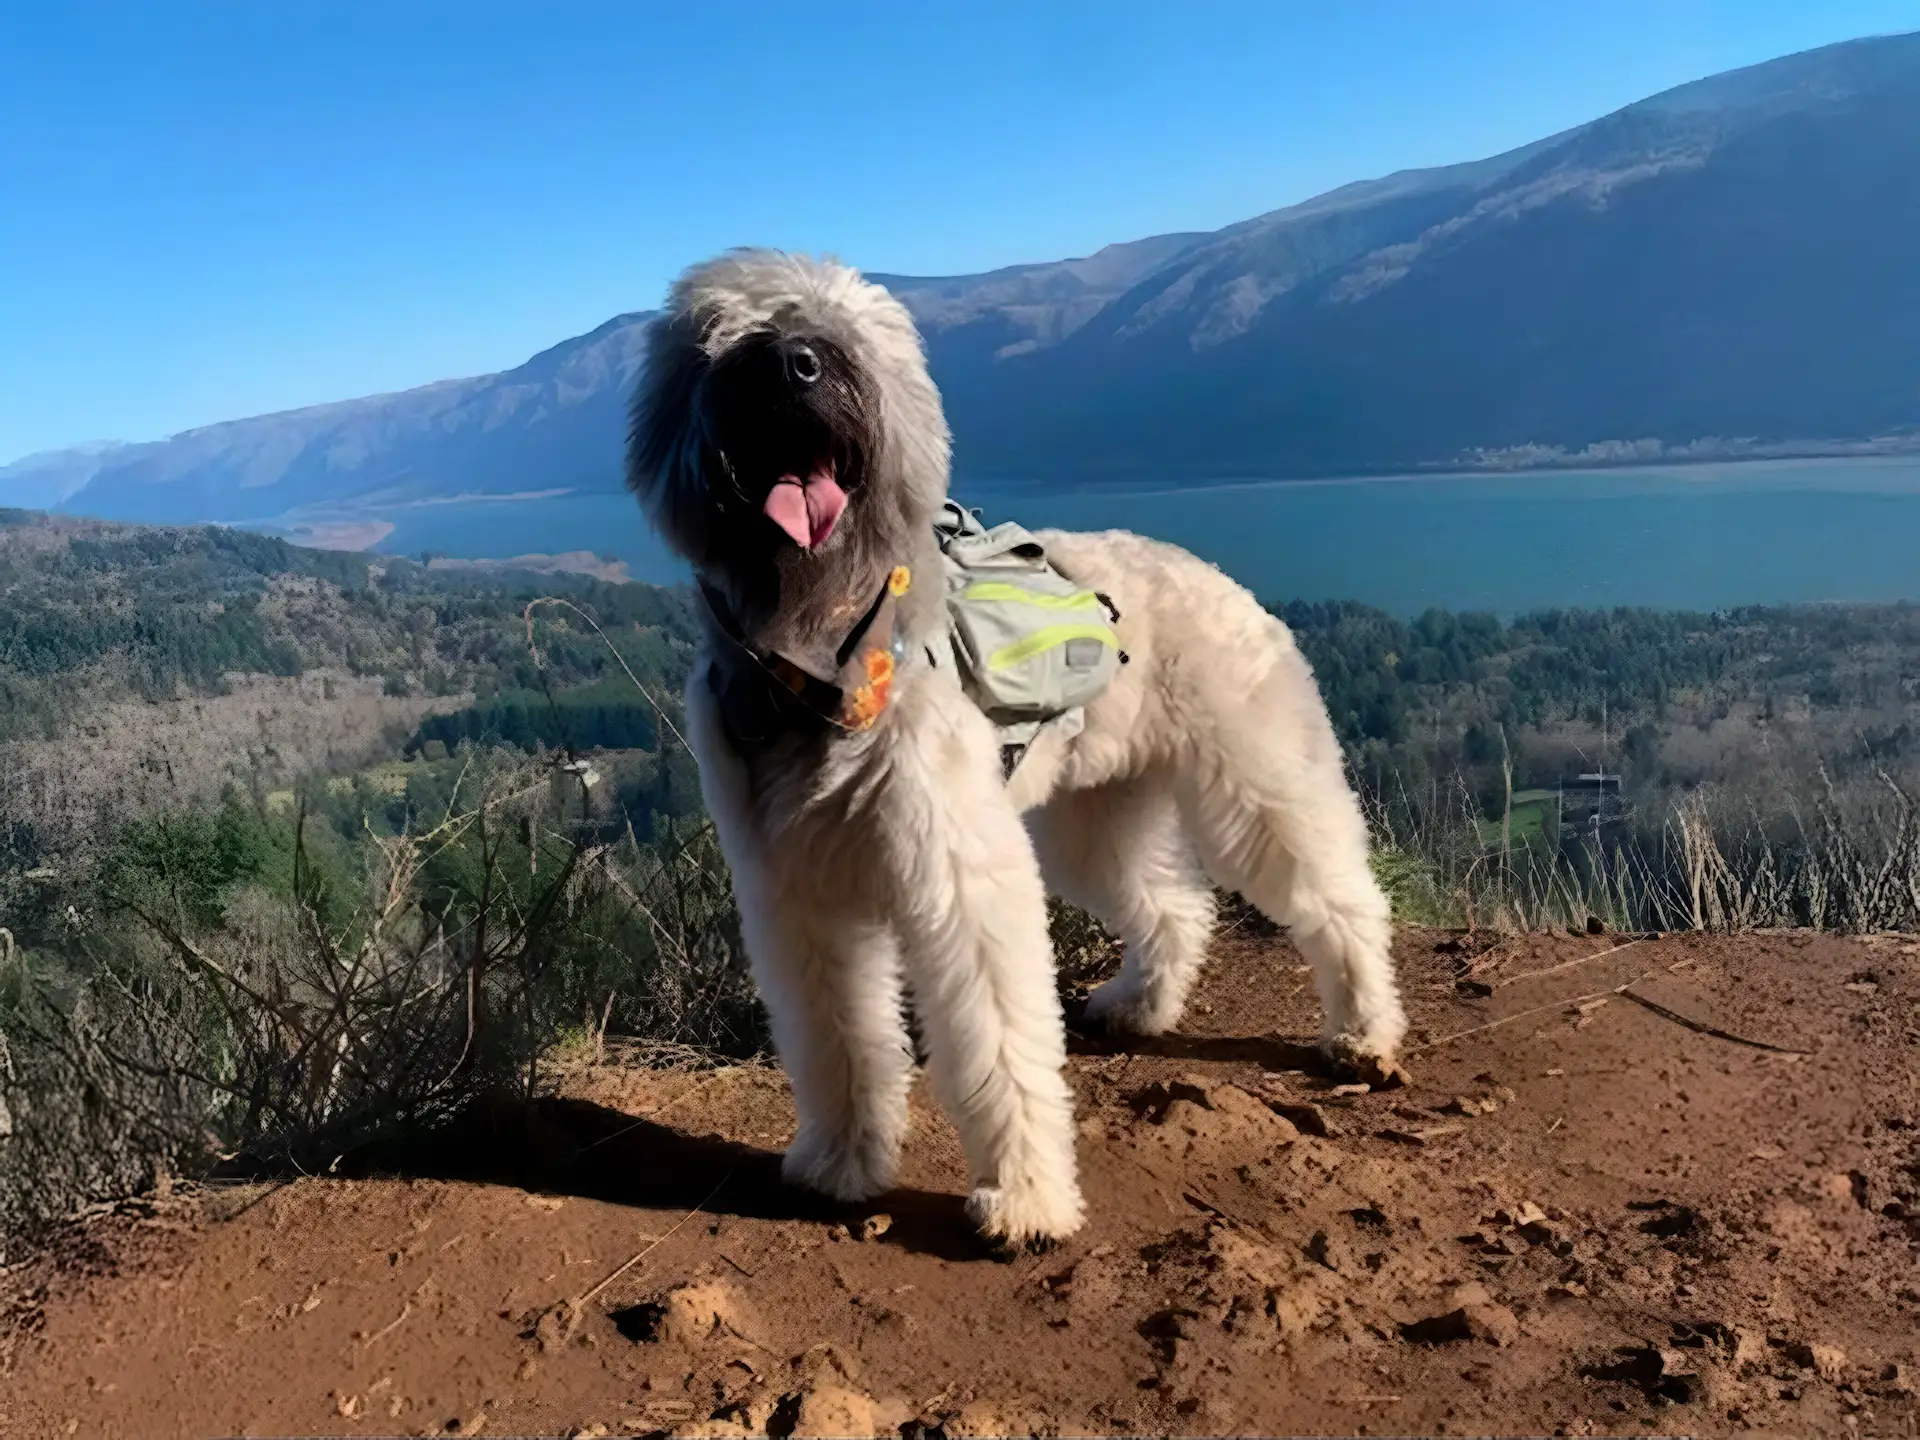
[
  {"xmin": 4, "ymin": 313, "xmax": 652, "ymax": 532},
  {"xmin": 0, "ymin": 442, "xmax": 138, "ymax": 511},
  {"xmin": 12, "ymin": 30, "xmax": 1920, "ymax": 539},
  {"xmin": 905, "ymin": 30, "xmax": 1920, "ymax": 481}
]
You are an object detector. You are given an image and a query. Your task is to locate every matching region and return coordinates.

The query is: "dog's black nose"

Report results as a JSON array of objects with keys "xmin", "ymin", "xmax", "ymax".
[{"xmin": 785, "ymin": 342, "xmax": 822, "ymax": 386}]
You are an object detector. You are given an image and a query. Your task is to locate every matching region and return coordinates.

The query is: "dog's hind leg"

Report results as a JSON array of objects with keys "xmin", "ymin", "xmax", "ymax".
[
  {"xmin": 882, "ymin": 696, "xmax": 1085, "ymax": 1245},
  {"xmin": 1175, "ymin": 651, "xmax": 1408, "ymax": 1067},
  {"xmin": 1028, "ymin": 779, "xmax": 1216, "ymax": 1037}
]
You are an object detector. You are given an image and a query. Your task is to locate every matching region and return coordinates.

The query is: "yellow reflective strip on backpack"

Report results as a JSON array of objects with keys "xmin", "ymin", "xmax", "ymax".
[
  {"xmin": 987, "ymin": 623, "xmax": 1119, "ymax": 672},
  {"xmin": 961, "ymin": 581, "xmax": 1104, "ymax": 612}
]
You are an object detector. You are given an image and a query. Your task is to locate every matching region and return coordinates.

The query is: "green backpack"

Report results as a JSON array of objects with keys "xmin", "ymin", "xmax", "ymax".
[{"xmin": 933, "ymin": 500, "xmax": 1124, "ymax": 772}]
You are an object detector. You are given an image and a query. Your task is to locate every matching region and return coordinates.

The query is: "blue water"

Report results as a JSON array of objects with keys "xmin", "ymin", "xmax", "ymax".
[{"xmin": 373, "ymin": 457, "xmax": 1920, "ymax": 617}]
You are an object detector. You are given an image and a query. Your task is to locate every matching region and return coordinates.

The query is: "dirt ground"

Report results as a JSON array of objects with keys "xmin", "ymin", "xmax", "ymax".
[{"xmin": 3, "ymin": 926, "xmax": 1917, "ymax": 1439}]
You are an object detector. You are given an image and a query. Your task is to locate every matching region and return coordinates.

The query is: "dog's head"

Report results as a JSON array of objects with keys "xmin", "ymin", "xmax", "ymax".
[{"xmin": 627, "ymin": 251, "xmax": 950, "ymax": 603}]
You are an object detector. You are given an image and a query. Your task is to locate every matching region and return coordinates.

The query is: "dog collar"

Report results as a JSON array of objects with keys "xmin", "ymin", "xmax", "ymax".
[{"xmin": 701, "ymin": 565, "xmax": 914, "ymax": 750}]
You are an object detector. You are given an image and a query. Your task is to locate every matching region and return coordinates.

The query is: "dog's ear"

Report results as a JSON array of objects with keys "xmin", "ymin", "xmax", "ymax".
[{"xmin": 628, "ymin": 309, "xmax": 727, "ymax": 566}]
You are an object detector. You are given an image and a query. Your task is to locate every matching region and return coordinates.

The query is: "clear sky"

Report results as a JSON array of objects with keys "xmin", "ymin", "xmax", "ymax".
[{"xmin": 4, "ymin": 0, "xmax": 1918, "ymax": 464}]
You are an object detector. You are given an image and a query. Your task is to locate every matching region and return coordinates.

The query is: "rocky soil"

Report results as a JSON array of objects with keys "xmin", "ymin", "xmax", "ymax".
[{"xmin": 2, "ymin": 927, "xmax": 1917, "ymax": 1438}]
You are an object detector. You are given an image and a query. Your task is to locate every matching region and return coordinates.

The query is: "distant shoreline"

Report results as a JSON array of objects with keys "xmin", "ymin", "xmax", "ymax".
[{"xmin": 960, "ymin": 442, "xmax": 1920, "ymax": 500}]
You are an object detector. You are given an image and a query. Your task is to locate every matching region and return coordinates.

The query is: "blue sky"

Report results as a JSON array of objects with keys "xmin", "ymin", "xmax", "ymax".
[{"xmin": 4, "ymin": 1, "xmax": 1918, "ymax": 465}]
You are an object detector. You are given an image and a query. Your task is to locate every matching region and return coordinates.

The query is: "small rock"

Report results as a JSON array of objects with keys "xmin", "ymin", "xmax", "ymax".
[
  {"xmin": 791, "ymin": 1382, "xmax": 875, "ymax": 1438},
  {"xmin": 1134, "ymin": 1075, "xmax": 1214, "ymax": 1118},
  {"xmin": 566, "ymin": 1426, "xmax": 610, "ymax": 1439},
  {"xmin": 1467, "ymin": 1302, "xmax": 1521, "ymax": 1347},
  {"xmin": 1786, "ymin": 1341, "xmax": 1848, "ymax": 1381},
  {"xmin": 1400, "ymin": 1301, "xmax": 1518, "ymax": 1347},
  {"xmin": 1352, "ymin": 1053, "xmax": 1413, "ymax": 1089},
  {"xmin": 1210, "ymin": 1082, "xmax": 1300, "ymax": 1144},
  {"xmin": 858, "ymin": 1213, "xmax": 892, "ymax": 1242},
  {"xmin": 1881, "ymin": 1361, "xmax": 1913, "ymax": 1396},
  {"xmin": 942, "ymin": 1399, "xmax": 1012, "ymax": 1438},
  {"xmin": 525, "ymin": 1193, "xmax": 565, "ymax": 1211},
  {"xmin": 619, "ymin": 1282, "xmax": 750, "ymax": 1346},
  {"xmin": 1305, "ymin": 1229, "xmax": 1344, "ymax": 1272},
  {"xmin": 534, "ymin": 1298, "xmax": 584, "ymax": 1353},
  {"xmin": 1728, "ymin": 1326, "xmax": 1768, "ymax": 1375},
  {"xmin": 1266, "ymin": 1099, "xmax": 1341, "ymax": 1137},
  {"xmin": 1145, "ymin": 1080, "xmax": 1300, "ymax": 1151},
  {"xmin": 1590, "ymin": 1345, "xmax": 1698, "ymax": 1404},
  {"xmin": 1379, "ymin": 1124, "xmax": 1462, "ymax": 1147}
]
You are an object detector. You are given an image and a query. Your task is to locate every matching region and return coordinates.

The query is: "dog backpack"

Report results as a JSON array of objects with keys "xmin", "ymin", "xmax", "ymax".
[{"xmin": 933, "ymin": 499, "xmax": 1124, "ymax": 773}]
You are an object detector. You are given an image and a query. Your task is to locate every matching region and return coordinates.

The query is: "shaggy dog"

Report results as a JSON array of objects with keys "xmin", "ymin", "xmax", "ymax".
[{"xmin": 626, "ymin": 250, "xmax": 1407, "ymax": 1244}]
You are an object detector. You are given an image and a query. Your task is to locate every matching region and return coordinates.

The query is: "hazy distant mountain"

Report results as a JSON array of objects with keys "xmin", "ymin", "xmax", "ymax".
[
  {"xmin": 0, "ymin": 441, "xmax": 140, "ymax": 511},
  {"xmin": 16, "ymin": 313, "xmax": 652, "ymax": 530},
  {"xmin": 13, "ymin": 30, "xmax": 1920, "ymax": 538}
]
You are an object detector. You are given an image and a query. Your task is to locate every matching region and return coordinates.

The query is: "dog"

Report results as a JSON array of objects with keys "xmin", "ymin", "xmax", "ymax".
[{"xmin": 626, "ymin": 250, "xmax": 1407, "ymax": 1244}]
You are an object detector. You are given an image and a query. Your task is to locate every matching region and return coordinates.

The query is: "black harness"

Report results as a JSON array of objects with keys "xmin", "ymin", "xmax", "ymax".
[{"xmin": 701, "ymin": 568, "xmax": 907, "ymax": 754}]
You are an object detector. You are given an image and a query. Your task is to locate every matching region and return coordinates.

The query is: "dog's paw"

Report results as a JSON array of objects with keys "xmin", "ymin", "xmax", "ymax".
[
  {"xmin": 781, "ymin": 1129, "xmax": 899, "ymax": 1203},
  {"xmin": 1082, "ymin": 977, "xmax": 1177, "ymax": 1038},
  {"xmin": 965, "ymin": 1176, "xmax": 1085, "ymax": 1247}
]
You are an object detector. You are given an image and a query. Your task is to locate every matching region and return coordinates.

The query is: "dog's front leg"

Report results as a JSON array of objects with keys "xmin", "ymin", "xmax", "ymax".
[
  {"xmin": 744, "ymin": 908, "xmax": 914, "ymax": 1203},
  {"xmin": 685, "ymin": 674, "xmax": 913, "ymax": 1203},
  {"xmin": 882, "ymin": 694, "xmax": 1085, "ymax": 1246}
]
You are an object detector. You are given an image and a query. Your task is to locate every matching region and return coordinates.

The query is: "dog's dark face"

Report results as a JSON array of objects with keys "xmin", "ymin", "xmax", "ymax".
[
  {"xmin": 694, "ymin": 330, "xmax": 877, "ymax": 556},
  {"xmin": 628, "ymin": 252, "xmax": 953, "ymax": 633}
]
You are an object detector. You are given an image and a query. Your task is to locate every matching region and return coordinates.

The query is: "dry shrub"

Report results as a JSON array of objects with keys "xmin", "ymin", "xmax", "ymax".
[
  {"xmin": 1363, "ymin": 763, "xmax": 1920, "ymax": 935},
  {"xmin": 0, "ymin": 750, "xmax": 761, "ymax": 1249}
]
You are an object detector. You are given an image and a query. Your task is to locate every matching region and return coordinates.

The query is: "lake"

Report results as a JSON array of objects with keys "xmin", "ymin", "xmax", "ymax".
[{"xmin": 370, "ymin": 456, "xmax": 1920, "ymax": 617}]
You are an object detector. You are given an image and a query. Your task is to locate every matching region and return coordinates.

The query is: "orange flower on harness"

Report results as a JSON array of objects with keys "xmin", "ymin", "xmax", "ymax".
[{"xmin": 840, "ymin": 645, "xmax": 896, "ymax": 730}]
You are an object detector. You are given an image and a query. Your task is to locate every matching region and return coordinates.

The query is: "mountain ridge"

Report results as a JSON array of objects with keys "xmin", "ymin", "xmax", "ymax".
[{"xmin": 10, "ymin": 29, "xmax": 1920, "ymax": 540}]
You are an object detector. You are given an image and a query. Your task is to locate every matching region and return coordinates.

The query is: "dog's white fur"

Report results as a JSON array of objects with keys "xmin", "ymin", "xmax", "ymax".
[{"xmin": 630, "ymin": 251, "xmax": 1406, "ymax": 1244}]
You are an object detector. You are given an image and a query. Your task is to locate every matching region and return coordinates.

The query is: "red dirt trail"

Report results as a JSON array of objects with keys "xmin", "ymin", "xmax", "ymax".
[{"xmin": 3, "ymin": 928, "xmax": 1917, "ymax": 1439}]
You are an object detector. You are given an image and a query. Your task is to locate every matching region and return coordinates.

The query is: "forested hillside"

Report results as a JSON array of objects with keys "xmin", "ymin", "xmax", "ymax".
[
  {"xmin": 1283, "ymin": 598, "xmax": 1920, "ymax": 813},
  {"xmin": 0, "ymin": 508, "xmax": 696, "ymax": 744}
]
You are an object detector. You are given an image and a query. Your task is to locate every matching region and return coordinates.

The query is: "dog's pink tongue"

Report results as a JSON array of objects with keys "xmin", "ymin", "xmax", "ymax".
[
  {"xmin": 802, "ymin": 465, "xmax": 846, "ymax": 547},
  {"xmin": 763, "ymin": 465, "xmax": 846, "ymax": 549}
]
